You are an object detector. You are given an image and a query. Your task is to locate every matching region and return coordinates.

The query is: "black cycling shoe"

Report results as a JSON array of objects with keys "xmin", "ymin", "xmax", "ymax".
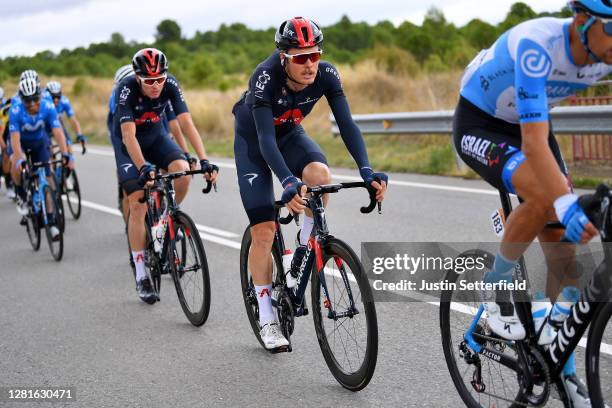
[
  {"xmin": 136, "ymin": 278, "xmax": 157, "ymax": 304},
  {"xmin": 19, "ymin": 216, "xmax": 27, "ymax": 226}
]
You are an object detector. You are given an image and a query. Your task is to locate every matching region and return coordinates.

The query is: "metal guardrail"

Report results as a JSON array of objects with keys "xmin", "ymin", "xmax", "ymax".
[{"xmin": 330, "ymin": 105, "xmax": 612, "ymax": 135}]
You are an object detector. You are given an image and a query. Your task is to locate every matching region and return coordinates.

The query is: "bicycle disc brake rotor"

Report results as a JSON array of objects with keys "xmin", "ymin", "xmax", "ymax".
[
  {"xmin": 517, "ymin": 348, "xmax": 550, "ymax": 407},
  {"xmin": 276, "ymin": 290, "xmax": 295, "ymax": 338}
]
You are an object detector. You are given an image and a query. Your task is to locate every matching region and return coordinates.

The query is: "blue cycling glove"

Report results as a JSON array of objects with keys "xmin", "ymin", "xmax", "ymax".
[
  {"xmin": 76, "ymin": 134, "xmax": 87, "ymax": 143},
  {"xmin": 281, "ymin": 176, "xmax": 305, "ymax": 204},
  {"xmin": 359, "ymin": 167, "xmax": 389, "ymax": 186},
  {"xmin": 62, "ymin": 153, "xmax": 74, "ymax": 166},
  {"xmin": 555, "ymin": 194, "xmax": 589, "ymax": 243},
  {"xmin": 138, "ymin": 163, "xmax": 156, "ymax": 187}
]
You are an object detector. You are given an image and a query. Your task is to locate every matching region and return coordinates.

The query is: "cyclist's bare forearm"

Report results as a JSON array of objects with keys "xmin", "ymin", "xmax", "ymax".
[
  {"xmin": 121, "ymin": 122, "xmax": 146, "ymax": 169},
  {"xmin": 519, "ymin": 121, "xmax": 569, "ymax": 204},
  {"xmin": 10, "ymin": 132, "xmax": 23, "ymax": 159},
  {"xmin": 168, "ymin": 119, "xmax": 189, "ymax": 153},
  {"xmin": 52, "ymin": 127, "xmax": 69, "ymax": 155},
  {"xmin": 177, "ymin": 113, "xmax": 207, "ymax": 160},
  {"xmin": 70, "ymin": 116, "xmax": 82, "ymax": 136}
]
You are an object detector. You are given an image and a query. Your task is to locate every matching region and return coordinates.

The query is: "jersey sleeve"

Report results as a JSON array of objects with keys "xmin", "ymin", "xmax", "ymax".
[
  {"xmin": 116, "ymin": 83, "xmax": 136, "ymax": 124},
  {"xmin": 45, "ymin": 101, "xmax": 61, "ymax": 129},
  {"xmin": 61, "ymin": 96, "xmax": 74, "ymax": 117},
  {"xmin": 252, "ymin": 106, "xmax": 294, "ymax": 185},
  {"xmin": 320, "ymin": 63, "xmax": 345, "ymax": 102},
  {"xmin": 249, "ymin": 66, "xmax": 275, "ymax": 109},
  {"xmin": 166, "ymin": 75, "xmax": 189, "ymax": 116},
  {"xmin": 8, "ymin": 105, "xmax": 21, "ymax": 133},
  {"xmin": 514, "ymin": 38, "xmax": 552, "ymax": 123}
]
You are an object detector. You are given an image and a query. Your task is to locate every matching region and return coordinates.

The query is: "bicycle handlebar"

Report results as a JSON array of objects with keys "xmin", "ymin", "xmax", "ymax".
[
  {"xmin": 560, "ymin": 184, "xmax": 612, "ymax": 242},
  {"xmin": 275, "ymin": 181, "xmax": 381, "ymax": 225},
  {"xmin": 137, "ymin": 168, "xmax": 216, "ymax": 203}
]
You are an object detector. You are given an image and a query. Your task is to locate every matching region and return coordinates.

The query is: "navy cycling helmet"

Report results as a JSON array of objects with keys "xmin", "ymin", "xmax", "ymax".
[
  {"xmin": 569, "ymin": 0, "xmax": 612, "ymax": 18},
  {"xmin": 275, "ymin": 17, "xmax": 323, "ymax": 50}
]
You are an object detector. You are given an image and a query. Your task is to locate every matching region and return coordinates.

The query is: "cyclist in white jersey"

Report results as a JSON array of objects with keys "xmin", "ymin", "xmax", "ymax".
[{"xmin": 453, "ymin": 2, "xmax": 612, "ymax": 406}]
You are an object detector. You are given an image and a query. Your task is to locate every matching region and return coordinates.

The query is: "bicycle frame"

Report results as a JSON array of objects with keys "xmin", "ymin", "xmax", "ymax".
[
  {"xmin": 463, "ymin": 189, "xmax": 612, "ymax": 379},
  {"xmin": 23, "ymin": 159, "xmax": 55, "ymax": 227},
  {"xmin": 273, "ymin": 187, "xmax": 363, "ymax": 317}
]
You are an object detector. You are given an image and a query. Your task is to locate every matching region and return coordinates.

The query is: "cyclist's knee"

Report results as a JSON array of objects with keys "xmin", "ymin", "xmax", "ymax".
[
  {"xmin": 251, "ymin": 221, "xmax": 276, "ymax": 249},
  {"xmin": 127, "ymin": 193, "xmax": 146, "ymax": 217},
  {"xmin": 302, "ymin": 162, "xmax": 331, "ymax": 186},
  {"xmin": 168, "ymin": 159, "xmax": 188, "ymax": 173}
]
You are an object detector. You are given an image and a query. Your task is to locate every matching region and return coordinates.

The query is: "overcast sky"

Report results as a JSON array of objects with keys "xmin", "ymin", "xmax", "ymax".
[{"xmin": 0, "ymin": 0, "xmax": 564, "ymax": 57}]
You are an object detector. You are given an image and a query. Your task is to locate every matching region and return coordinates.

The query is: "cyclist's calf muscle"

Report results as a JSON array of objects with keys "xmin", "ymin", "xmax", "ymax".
[
  {"xmin": 127, "ymin": 190, "xmax": 147, "ymax": 251},
  {"xmin": 249, "ymin": 221, "xmax": 276, "ymax": 285}
]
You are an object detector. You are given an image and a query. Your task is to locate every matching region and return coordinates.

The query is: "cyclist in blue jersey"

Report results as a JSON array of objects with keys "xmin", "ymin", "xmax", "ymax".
[
  {"xmin": 233, "ymin": 17, "xmax": 388, "ymax": 350},
  {"xmin": 453, "ymin": 1, "xmax": 612, "ymax": 405},
  {"xmin": 9, "ymin": 76, "xmax": 72, "ymax": 240},
  {"xmin": 44, "ymin": 81, "xmax": 86, "ymax": 147},
  {"xmin": 113, "ymin": 49, "xmax": 218, "ymax": 304}
]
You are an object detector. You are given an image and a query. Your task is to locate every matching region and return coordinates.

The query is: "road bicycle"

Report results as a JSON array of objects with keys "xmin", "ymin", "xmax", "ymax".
[
  {"xmin": 440, "ymin": 185, "xmax": 612, "ymax": 407},
  {"xmin": 240, "ymin": 181, "xmax": 381, "ymax": 391}
]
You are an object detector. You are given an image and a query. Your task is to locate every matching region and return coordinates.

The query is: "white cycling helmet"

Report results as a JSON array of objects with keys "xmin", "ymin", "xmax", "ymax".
[
  {"xmin": 20, "ymin": 69, "xmax": 40, "ymax": 87},
  {"xmin": 46, "ymin": 81, "xmax": 62, "ymax": 96},
  {"xmin": 114, "ymin": 64, "xmax": 134, "ymax": 84},
  {"xmin": 18, "ymin": 77, "xmax": 40, "ymax": 98}
]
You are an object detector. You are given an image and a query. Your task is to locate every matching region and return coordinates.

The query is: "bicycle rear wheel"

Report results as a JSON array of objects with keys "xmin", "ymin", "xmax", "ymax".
[
  {"xmin": 168, "ymin": 211, "xmax": 210, "ymax": 326},
  {"xmin": 42, "ymin": 185, "xmax": 63, "ymax": 261},
  {"xmin": 311, "ymin": 237, "xmax": 378, "ymax": 391},
  {"xmin": 239, "ymin": 226, "xmax": 285, "ymax": 349},
  {"xmin": 587, "ymin": 301, "xmax": 612, "ymax": 408},
  {"xmin": 64, "ymin": 168, "xmax": 81, "ymax": 219},
  {"xmin": 440, "ymin": 250, "xmax": 529, "ymax": 408}
]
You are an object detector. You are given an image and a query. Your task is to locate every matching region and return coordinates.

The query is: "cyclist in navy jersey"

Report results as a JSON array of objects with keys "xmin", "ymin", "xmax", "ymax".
[
  {"xmin": 453, "ymin": 1, "xmax": 612, "ymax": 404},
  {"xmin": 233, "ymin": 17, "xmax": 388, "ymax": 350},
  {"xmin": 112, "ymin": 49, "xmax": 218, "ymax": 304}
]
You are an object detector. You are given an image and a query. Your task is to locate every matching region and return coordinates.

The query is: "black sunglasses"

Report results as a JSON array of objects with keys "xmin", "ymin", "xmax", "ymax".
[{"xmin": 23, "ymin": 95, "xmax": 41, "ymax": 104}]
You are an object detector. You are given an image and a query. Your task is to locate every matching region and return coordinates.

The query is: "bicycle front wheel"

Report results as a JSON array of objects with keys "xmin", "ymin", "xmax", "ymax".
[
  {"xmin": 440, "ymin": 250, "xmax": 528, "ymax": 408},
  {"xmin": 311, "ymin": 237, "xmax": 378, "ymax": 391},
  {"xmin": 587, "ymin": 301, "xmax": 612, "ymax": 408},
  {"xmin": 42, "ymin": 185, "xmax": 63, "ymax": 261},
  {"xmin": 64, "ymin": 168, "xmax": 81, "ymax": 219},
  {"xmin": 25, "ymin": 209, "xmax": 41, "ymax": 251},
  {"xmin": 169, "ymin": 211, "xmax": 210, "ymax": 326}
]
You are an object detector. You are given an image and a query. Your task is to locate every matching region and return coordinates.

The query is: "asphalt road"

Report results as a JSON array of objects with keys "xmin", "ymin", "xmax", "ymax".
[{"xmin": 0, "ymin": 145, "xmax": 609, "ymax": 407}]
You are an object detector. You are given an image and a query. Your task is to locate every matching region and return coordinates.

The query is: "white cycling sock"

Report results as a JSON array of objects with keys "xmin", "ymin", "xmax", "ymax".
[
  {"xmin": 299, "ymin": 215, "xmax": 314, "ymax": 245},
  {"xmin": 132, "ymin": 251, "xmax": 147, "ymax": 282},
  {"xmin": 255, "ymin": 284, "xmax": 275, "ymax": 326}
]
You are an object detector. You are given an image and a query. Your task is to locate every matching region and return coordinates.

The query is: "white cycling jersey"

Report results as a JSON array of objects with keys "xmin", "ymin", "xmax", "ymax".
[{"xmin": 460, "ymin": 17, "xmax": 612, "ymax": 124}]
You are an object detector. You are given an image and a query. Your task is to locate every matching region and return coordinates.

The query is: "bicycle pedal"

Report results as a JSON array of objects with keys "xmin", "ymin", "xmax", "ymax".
[{"xmin": 270, "ymin": 344, "xmax": 292, "ymax": 354}]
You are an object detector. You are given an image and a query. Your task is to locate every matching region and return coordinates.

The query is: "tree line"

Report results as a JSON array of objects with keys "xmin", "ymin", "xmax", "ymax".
[{"xmin": 0, "ymin": 2, "xmax": 570, "ymax": 89}]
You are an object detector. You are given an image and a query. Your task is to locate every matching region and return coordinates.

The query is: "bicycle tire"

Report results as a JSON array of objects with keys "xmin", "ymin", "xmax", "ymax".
[
  {"xmin": 239, "ymin": 226, "xmax": 284, "ymax": 350},
  {"xmin": 42, "ymin": 185, "xmax": 63, "ymax": 261},
  {"xmin": 56, "ymin": 187, "xmax": 66, "ymax": 232},
  {"xmin": 311, "ymin": 237, "xmax": 378, "ymax": 391},
  {"xmin": 440, "ymin": 249, "xmax": 528, "ymax": 408},
  {"xmin": 168, "ymin": 211, "xmax": 211, "ymax": 327},
  {"xmin": 586, "ymin": 301, "xmax": 612, "ymax": 408},
  {"xmin": 25, "ymin": 209, "xmax": 41, "ymax": 251},
  {"xmin": 64, "ymin": 168, "xmax": 81, "ymax": 219}
]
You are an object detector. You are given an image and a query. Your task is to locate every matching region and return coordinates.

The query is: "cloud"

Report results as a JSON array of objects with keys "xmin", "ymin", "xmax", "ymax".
[
  {"xmin": 1, "ymin": 0, "xmax": 93, "ymax": 19},
  {"xmin": 0, "ymin": 0, "xmax": 567, "ymax": 57}
]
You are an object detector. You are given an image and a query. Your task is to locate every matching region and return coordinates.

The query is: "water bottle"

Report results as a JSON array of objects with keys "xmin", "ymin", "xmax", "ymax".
[
  {"xmin": 538, "ymin": 286, "xmax": 580, "ymax": 345},
  {"xmin": 282, "ymin": 249, "xmax": 297, "ymax": 288},
  {"xmin": 531, "ymin": 291, "xmax": 551, "ymax": 337}
]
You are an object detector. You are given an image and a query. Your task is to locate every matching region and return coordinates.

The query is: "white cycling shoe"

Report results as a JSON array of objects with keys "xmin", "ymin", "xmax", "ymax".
[
  {"xmin": 260, "ymin": 321, "xmax": 289, "ymax": 350},
  {"xmin": 564, "ymin": 374, "xmax": 594, "ymax": 408},
  {"xmin": 6, "ymin": 188, "xmax": 16, "ymax": 200},
  {"xmin": 16, "ymin": 199, "xmax": 28, "ymax": 216},
  {"xmin": 481, "ymin": 289, "xmax": 526, "ymax": 340}
]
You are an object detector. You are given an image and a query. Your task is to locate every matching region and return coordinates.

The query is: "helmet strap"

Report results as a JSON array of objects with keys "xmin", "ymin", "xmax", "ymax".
[{"xmin": 578, "ymin": 16, "xmax": 602, "ymax": 63}]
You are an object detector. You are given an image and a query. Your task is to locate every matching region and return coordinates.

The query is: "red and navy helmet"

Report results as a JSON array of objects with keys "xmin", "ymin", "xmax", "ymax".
[
  {"xmin": 132, "ymin": 48, "xmax": 168, "ymax": 77},
  {"xmin": 275, "ymin": 17, "xmax": 323, "ymax": 50}
]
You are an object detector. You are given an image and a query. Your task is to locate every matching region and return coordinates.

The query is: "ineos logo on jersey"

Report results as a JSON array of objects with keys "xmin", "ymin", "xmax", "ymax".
[
  {"xmin": 520, "ymin": 49, "xmax": 551, "ymax": 78},
  {"xmin": 254, "ymin": 71, "xmax": 271, "ymax": 99},
  {"xmin": 119, "ymin": 86, "xmax": 131, "ymax": 102}
]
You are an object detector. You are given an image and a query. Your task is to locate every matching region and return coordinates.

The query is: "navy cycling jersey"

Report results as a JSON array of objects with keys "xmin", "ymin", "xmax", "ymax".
[
  {"xmin": 234, "ymin": 50, "xmax": 369, "ymax": 185},
  {"xmin": 112, "ymin": 74, "xmax": 187, "ymax": 143},
  {"xmin": 108, "ymin": 84, "xmax": 176, "ymax": 137},
  {"xmin": 8, "ymin": 99, "xmax": 59, "ymax": 143}
]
